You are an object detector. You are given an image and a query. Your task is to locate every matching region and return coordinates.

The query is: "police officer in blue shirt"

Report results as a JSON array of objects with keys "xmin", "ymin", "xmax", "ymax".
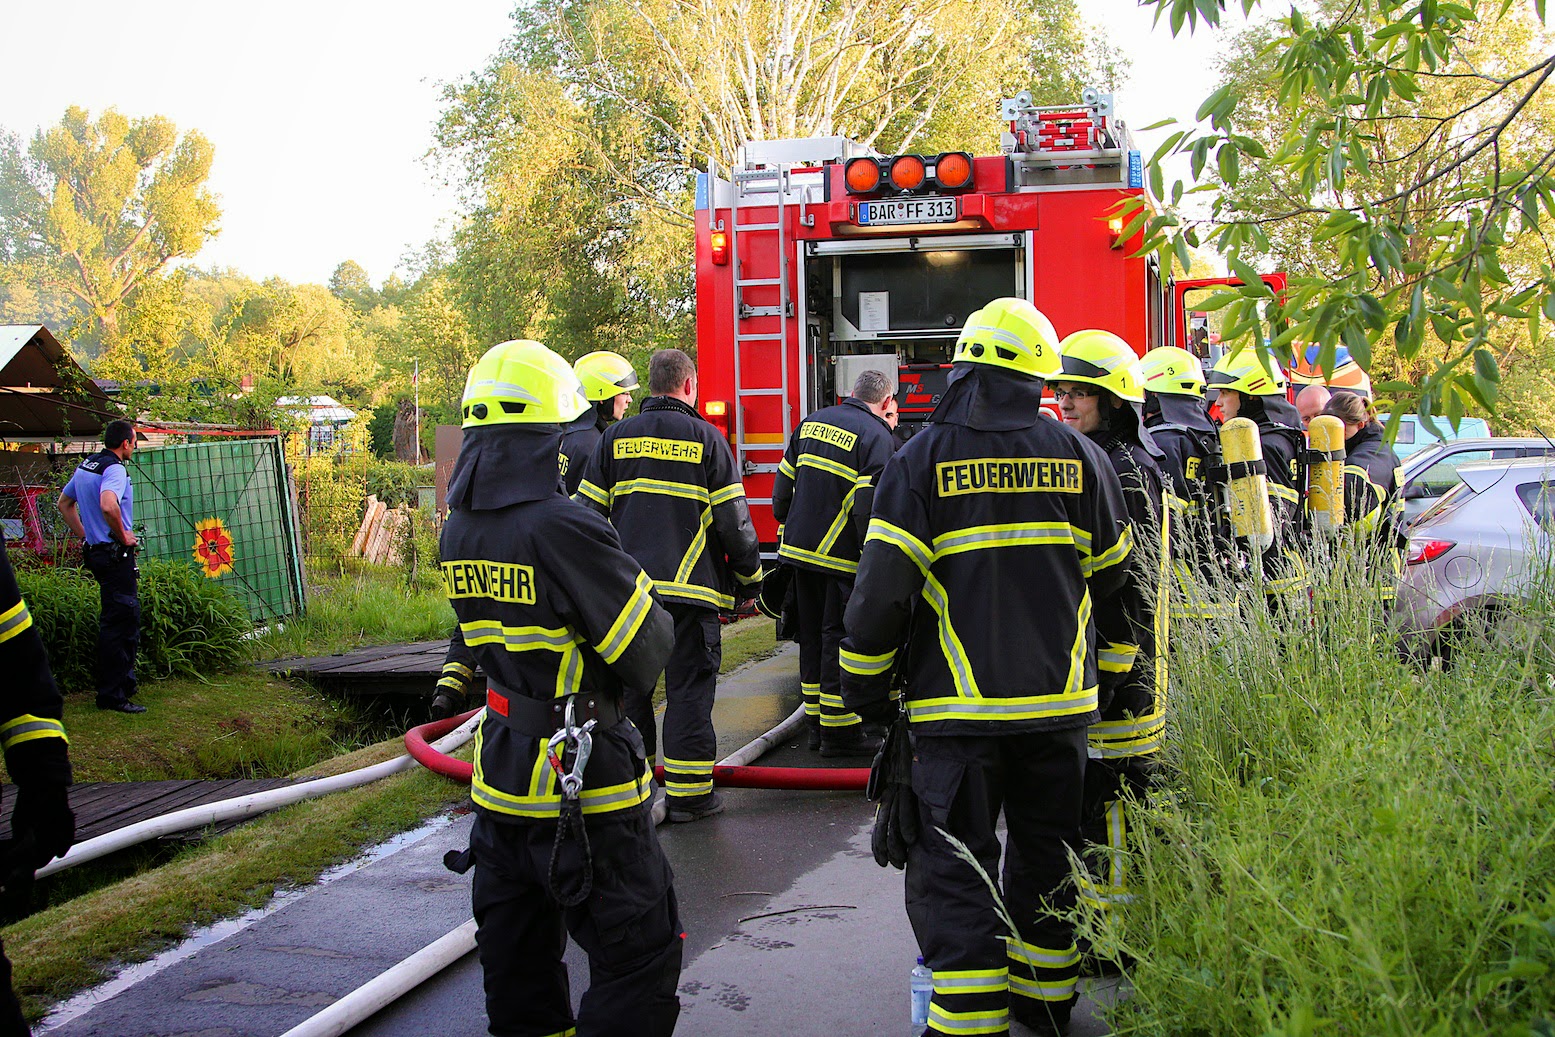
[{"xmin": 57, "ymin": 420, "xmax": 146, "ymax": 714}]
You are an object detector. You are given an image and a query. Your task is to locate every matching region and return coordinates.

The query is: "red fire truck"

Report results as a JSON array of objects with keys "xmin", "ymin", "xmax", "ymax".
[{"xmin": 694, "ymin": 88, "xmax": 1282, "ymax": 549}]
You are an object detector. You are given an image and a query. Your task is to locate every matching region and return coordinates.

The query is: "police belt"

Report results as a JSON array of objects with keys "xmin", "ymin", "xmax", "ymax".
[{"xmin": 484, "ymin": 685, "xmax": 624, "ymax": 736}]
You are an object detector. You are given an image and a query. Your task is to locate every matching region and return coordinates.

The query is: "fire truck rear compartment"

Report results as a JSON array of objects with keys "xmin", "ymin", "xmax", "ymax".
[{"xmin": 803, "ymin": 240, "xmax": 1024, "ymax": 425}]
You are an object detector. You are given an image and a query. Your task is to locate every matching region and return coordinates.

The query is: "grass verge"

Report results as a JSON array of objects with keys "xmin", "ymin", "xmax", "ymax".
[
  {"xmin": 10, "ymin": 761, "xmax": 471, "ymax": 1022},
  {"xmin": 61, "ymin": 669, "xmax": 362, "ymax": 783}
]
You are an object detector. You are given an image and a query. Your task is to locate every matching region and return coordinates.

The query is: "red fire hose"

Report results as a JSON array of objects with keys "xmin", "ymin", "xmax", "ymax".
[{"xmin": 404, "ymin": 709, "xmax": 870, "ymax": 791}]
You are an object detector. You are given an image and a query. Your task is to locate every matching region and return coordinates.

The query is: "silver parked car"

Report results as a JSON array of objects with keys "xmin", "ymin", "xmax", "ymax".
[
  {"xmin": 1400, "ymin": 437, "xmax": 1555, "ymax": 526},
  {"xmin": 1396, "ymin": 457, "xmax": 1555, "ymax": 660}
]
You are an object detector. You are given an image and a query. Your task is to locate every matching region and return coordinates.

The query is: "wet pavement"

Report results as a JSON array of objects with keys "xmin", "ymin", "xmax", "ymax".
[{"xmin": 39, "ymin": 644, "xmax": 1119, "ymax": 1036}]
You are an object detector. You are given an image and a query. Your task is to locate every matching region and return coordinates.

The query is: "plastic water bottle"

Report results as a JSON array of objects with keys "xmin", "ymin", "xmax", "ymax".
[{"xmin": 910, "ymin": 955, "xmax": 933, "ymax": 1034}]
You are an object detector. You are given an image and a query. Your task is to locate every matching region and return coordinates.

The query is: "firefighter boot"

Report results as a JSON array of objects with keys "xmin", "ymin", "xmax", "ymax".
[
  {"xmin": 1011, "ymin": 993, "xmax": 1075, "ymax": 1036},
  {"xmin": 806, "ymin": 715, "xmax": 822, "ymax": 751},
  {"xmin": 818, "ymin": 724, "xmax": 883, "ymax": 758},
  {"xmin": 667, "ymin": 791, "xmax": 725, "ymax": 824}
]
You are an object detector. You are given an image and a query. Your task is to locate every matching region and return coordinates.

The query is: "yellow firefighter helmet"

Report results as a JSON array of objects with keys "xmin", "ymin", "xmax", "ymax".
[
  {"xmin": 1055, "ymin": 330, "xmax": 1145, "ymax": 403},
  {"xmin": 1306, "ymin": 414, "xmax": 1347, "ymax": 533},
  {"xmin": 1207, "ymin": 348, "xmax": 1288, "ymax": 397},
  {"xmin": 574, "ymin": 351, "xmax": 641, "ymax": 402},
  {"xmin": 953, "ymin": 298, "xmax": 1062, "ymax": 379},
  {"xmin": 1138, "ymin": 346, "xmax": 1206, "ymax": 397},
  {"xmin": 462, "ymin": 339, "xmax": 590, "ymax": 428},
  {"xmin": 1219, "ymin": 416, "xmax": 1274, "ymax": 555}
]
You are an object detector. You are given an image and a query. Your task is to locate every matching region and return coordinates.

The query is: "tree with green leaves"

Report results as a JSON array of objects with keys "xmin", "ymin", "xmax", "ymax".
[
  {"xmin": 1122, "ymin": 0, "xmax": 1553, "ymax": 435},
  {"xmin": 0, "ymin": 107, "xmax": 220, "ymax": 350},
  {"xmin": 435, "ymin": 0, "xmax": 1110, "ymax": 358}
]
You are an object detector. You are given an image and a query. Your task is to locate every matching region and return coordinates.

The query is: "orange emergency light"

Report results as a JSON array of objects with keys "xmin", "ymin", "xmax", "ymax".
[
  {"xmin": 933, "ymin": 152, "xmax": 973, "ymax": 190},
  {"xmin": 890, "ymin": 155, "xmax": 926, "ymax": 192},
  {"xmin": 844, "ymin": 157, "xmax": 882, "ymax": 194},
  {"xmin": 710, "ymin": 230, "xmax": 730, "ymax": 265}
]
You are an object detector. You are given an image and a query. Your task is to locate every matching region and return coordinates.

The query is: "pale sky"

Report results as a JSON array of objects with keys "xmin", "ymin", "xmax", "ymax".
[{"xmin": 0, "ymin": 0, "xmax": 1230, "ymax": 288}]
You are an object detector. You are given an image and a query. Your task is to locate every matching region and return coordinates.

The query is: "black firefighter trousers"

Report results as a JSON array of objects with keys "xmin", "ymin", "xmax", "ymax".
[
  {"xmin": 906, "ymin": 728, "xmax": 1087, "ymax": 1036},
  {"xmin": 470, "ymin": 810, "xmax": 683, "ymax": 1037},
  {"xmin": 624, "ymin": 602, "xmax": 720, "ymax": 803},
  {"xmin": 793, "ymin": 567, "xmax": 862, "ymax": 736}
]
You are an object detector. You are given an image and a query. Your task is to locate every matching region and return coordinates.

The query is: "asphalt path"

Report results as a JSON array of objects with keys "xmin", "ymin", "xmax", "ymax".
[{"xmin": 38, "ymin": 644, "xmax": 1119, "ymax": 1037}]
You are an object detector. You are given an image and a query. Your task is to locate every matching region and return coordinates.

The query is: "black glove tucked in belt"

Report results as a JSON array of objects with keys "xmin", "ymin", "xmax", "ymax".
[{"xmin": 867, "ymin": 712, "xmax": 917, "ymax": 870}]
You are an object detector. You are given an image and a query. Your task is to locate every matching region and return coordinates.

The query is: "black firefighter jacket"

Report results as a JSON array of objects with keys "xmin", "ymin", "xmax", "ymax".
[
  {"xmin": 0, "ymin": 536, "xmax": 71, "ymax": 795},
  {"xmin": 559, "ymin": 408, "xmax": 608, "ymax": 497},
  {"xmin": 577, "ymin": 396, "xmax": 763, "ymax": 611},
  {"xmin": 839, "ymin": 366, "xmax": 1141, "ymax": 736},
  {"xmin": 441, "ymin": 427, "xmax": 674, "ymax": 824},
  {"xmin": 1342, "ymin": 423, "xmax": 1407, "ymax": 598},
  {"xmin": 1250, "ymin": 395, "xmax": 1309, "ymax": 593},
  {"xmin": 1087, "ymin": 431, "xmax": 1168, "ymax": 759},
  {"xmin": 771, "ymin": 396, "xmax": 897, "ymax": 576}
]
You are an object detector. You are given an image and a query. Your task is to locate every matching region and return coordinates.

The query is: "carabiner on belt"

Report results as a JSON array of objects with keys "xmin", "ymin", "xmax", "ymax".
[{"xmin": 545, "ymin": 697, "xmax": 596, "ymax": 801}]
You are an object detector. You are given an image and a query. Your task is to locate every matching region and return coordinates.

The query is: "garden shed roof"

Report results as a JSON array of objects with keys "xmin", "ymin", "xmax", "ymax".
[{"xmin": 0, "ymin": 325, "xmax": 113, "ymax": 441}]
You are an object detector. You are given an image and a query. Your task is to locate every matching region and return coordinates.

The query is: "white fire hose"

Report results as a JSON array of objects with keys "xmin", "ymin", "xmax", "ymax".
[
  {"xmin": 275, "ymin": 704, "xmax": 809, "ymax": 1037},
  {"xmin": 37, "ymin": 711, "xmax": 485, "ymax": 879}
]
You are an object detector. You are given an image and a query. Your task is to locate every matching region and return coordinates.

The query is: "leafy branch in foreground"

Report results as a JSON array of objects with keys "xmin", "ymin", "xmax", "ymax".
[{"xmin": 1118, "ymin": 0, "xmax": 1553, "ymax": 437}]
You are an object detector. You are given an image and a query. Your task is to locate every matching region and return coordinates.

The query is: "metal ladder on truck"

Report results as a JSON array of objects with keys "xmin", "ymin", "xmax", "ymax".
[{"xmin": 727, "ymin": 166, "xmax": 793, "ymax": 488}]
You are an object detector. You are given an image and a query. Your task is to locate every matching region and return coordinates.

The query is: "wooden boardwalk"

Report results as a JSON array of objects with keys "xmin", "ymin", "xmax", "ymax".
[
  {"xmin": 0, "ymin": 778, "xmax": 300, "ymax": 845},
  {"xmin": 261, "ymin": 639, "xmax": 470, "ymax": 698}
]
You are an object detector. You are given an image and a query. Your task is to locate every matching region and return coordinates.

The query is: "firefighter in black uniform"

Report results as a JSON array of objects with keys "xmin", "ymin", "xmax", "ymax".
[
  {"xmin": 1207, "ymin": 351, "xmax": 1309, "ymax": 597},
  {"xmin": 841, "ymin": 299, "xmax": 1140, "ymax": 1037},
  {"xmin": 577, "ymin": 348, "xmax": 763, "ymax": 823},
  {"xmin": 1052, "ymin": 330, "xmax": 1169, "ymax": 928},
  {"xmin": 771, "ymin": 368, "xmax": 898, "ymax": 755},
  {"xmin": 1138, "ymin": 346, "xmax": 1230, "ymax": 618},
  {"xmin": 561, "ymin": 351, "xmax": 640, "ymax": 496},
  {"xmin": 433, "ymin": 352, "xmax": 643, "ymax": 721},
  {"xmin": 0, "ymin": 534, "xmax": 75, "ymax": 1036},
  {"xmin": 1323, "ymin": 392, "xmax": 1407, "ymax": 601},
  {"xmin": 441, "ymin": 339, "xmax": 681, "ymax": 1037}
]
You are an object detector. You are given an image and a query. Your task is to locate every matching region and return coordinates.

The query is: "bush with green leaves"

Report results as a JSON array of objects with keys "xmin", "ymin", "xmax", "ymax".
[
  {"xmin": 19, "ymin": 559, "xmax": 250, "ymax": 690},
  {"xmin": 1083, "ymin": 544, "xmax": 1555, "ymax": 1035},
  {"xmin": 364, "ymin": 460, "xmax": 421, "ymax": 509}
]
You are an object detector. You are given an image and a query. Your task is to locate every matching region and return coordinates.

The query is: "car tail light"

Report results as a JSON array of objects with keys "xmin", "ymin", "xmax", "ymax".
[
  {"xmin": 1406, "ymin": 538, "xmax": 1455, "ymax": 565},
  {"xmin": 709, "ymin": 230, "xmax": 729, "ymax": 265}
]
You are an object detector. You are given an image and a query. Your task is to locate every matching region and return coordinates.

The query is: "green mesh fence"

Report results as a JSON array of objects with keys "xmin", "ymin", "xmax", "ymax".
[{"xmin": 129, "ymin": 437, "xmax": 306, "ymax": 623}]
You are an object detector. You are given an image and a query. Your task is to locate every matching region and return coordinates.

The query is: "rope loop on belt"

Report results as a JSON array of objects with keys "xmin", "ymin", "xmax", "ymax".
[
  {"xmin": 549, "ymin": 796, "xmax": 594, "ymax": 907},
  {"xmin": 545, "ymin": 698, "xmax": 596, "ymax": 907}
]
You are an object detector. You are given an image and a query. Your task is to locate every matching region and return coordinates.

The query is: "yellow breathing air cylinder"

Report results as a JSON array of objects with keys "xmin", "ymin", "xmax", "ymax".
[
  {"xmin": 1219, "ymin": 417, "xmax": 1274, "ymax": 556},
  {"xmin": 1307, "ymin": 414, "xmax": 1347, "ymax": 534}
]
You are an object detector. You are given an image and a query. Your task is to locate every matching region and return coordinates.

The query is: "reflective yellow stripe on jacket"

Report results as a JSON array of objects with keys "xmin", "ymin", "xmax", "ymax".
[
  {"xmin": 0, "ymin": 714, "xmax": 67, "ymax": 751},
  {"xmin": 0, "ymin": 599, "xmax": 32, "ymax": 644},
  {"xmin": 866, "ymin": 517, "xmax": 1099, "ymax": 723}
]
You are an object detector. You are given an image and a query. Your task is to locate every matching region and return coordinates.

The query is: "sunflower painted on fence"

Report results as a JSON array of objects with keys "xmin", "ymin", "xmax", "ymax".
[{"xmin": 193, "ymin": 517, "xmax": 235, "ymax": 578}]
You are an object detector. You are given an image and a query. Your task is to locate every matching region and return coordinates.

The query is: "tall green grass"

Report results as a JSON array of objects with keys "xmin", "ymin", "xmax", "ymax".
[
  {"xmin": 1087, "ymin": 544, "xmax": 1555, "ymax": 1035},
  {"xmin": 253, "ymin": 558, "xmax": 455, "ymax": 661}
]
